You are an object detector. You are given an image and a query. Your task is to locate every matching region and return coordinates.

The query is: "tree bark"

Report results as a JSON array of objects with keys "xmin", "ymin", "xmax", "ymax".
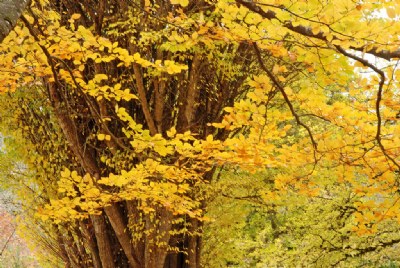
[
  {"xmin": 104, "ymin": 204, "xmax": 141, "ymax": 268},
  {"xmin": 79, "ymin": 221, "xmax": 102, "ymax": 268},
  {"xmin": 91, "ymin": 214, "xmax": 116, "ymax": 268},
  {"xmin": 0, "ymin": 0, "xmax": 30, "ymax": 41},
  {"xmin": 47, "ymin": 82, "xmax": 116, "ymax": 268}
]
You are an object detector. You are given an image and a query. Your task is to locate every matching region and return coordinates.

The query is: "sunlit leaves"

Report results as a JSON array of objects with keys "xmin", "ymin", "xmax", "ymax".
[
  {"xmin": 170, "ymin": 0, "xmax": 189, "ymax": 7},
  {"xmin": 2, "ymin": 2, "xmax": 400, "ymax": 266}
]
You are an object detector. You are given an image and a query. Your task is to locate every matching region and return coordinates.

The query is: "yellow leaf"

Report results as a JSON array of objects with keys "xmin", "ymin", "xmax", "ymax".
[
  {"xmin": 85, "ymin": 188, "xmax": 100, "ymax": 198},
  {"xmin": 94, "ymin": 74, "xmax": 108, "ymax": 81},
  {"xmin": 170, "ymin": 0, "xmax": 189, "ymax": 7},
  {"xmin": 71, "ymin": 13, "xmax": 81, "ymax": 20},
  {"xmin": 24, "ymin": 76, "xmax": 33, "ymax": 83},
  {"xmin": 387, "ymin": 7, "xmax": 396, "ymax": 19},
  {"xmin": 311, "ymin": 25, "xmax": 320, "ymax": 35},
  {"xmin": 326, "ymin": 33, "xmax": 333, "ymax": 42},
  {"xmin": 167, "ymin": 127, "xmax": 177, "ymax": 138},
  {"xmin": 61, "ymin": 168, "xmax": 71, "ymax": 178}
]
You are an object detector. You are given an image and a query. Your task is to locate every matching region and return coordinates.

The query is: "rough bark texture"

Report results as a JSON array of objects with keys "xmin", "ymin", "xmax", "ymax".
[
  {"xmin": 104, "ymin": 205, "xmax": 141, "ymax": 268},
  {"xmin": 0, "ymin": 0, "xmax": 30, "ymax": 41},
  {"xmin": 91, "ymin": 215, "xmax": 116, "ymax": 268}
]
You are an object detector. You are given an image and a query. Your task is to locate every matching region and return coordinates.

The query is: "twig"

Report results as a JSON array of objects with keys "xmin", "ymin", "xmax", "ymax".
[
  {"xmin": 0, "ymin": 228, "xmax": 16, "ymax": 256},
  {"xmin": 335, "ymin": 46, "xmax": 400, "ymax": 170},
  {"xmin": 253, "ymin": 43, "xmax": 318, "ymax": 152}
]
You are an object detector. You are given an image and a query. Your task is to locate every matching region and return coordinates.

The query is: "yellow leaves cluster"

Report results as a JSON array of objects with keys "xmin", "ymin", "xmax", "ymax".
[
  {"xmin": 6, "ymin": 0, "xmax": 400, "ymax": 238},
  {"xmin": 77, "ymin": 74, "xmax": 139, "ymax": 101},
  {"xmin": 97, "ymin": 133, "xmax": 111, "ymax": 141},
  {"xmin": 37, "ymin": 169, "xmax": 102, "ymax": 222},
  {"xmin": 0, "ymin": 10, "xmax": 188, "ymax": 97},
  {"xmin": 38, "ymin": 154, "xmax": 207, "ymax": 221}
]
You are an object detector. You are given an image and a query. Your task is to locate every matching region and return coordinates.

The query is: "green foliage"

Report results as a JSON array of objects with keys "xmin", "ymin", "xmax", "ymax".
[{"xmin": 203, "ymin": 168, "xmax": 400, "ymax": 267}]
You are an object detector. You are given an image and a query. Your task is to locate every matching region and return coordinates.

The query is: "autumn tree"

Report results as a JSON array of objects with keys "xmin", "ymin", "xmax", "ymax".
[
  {"xmin": 2, "ymin": 0, "xmax": 400, "ymax": 267},
  {"xmin": 202, "ymin": 169, "xmax": 400, "ymax": 267}
]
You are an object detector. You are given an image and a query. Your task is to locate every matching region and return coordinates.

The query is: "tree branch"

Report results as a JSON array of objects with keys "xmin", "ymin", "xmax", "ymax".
[
  {"xmin": 0, "ymin": 227, "xmax": 15, "ymax": 256},
  {"xmin": 334, "ymin": 46, "xmax": 400, "ymax": 170},
  {"xmin": 235, "ymin": 0, "xmax": 400, "ymax": 61},
  {"xmin": 253, "ymin": 43, "xmax": 318, "ymax": 151}
]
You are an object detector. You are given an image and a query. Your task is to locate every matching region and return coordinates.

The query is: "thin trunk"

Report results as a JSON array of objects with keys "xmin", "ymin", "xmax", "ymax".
[
  {"xmin": 63, "ymin": 234, "xmax": 81, "ymax": 267},
  {"xmin": 79, "ymin": 221, "xmax": 102, "ymax": 268},
  {"xmin": 155, "ymin": 207, "xmax": 173, "ymax": 268},
  {"xmin": 133, "ymin": 62, "xmax": 157, "ymax": 135},
  {"xmin": 154, "ymin": 49, "xmax": 167, "ymax": 133},
  {"xmin": 91, "ymin": 214, "xmax": 116, "ymax": 268},
  {"xmin": 187, "ymin": 219, "xmax": 199, "ymax": 268},
  {"xmin": 56, "ymin": 234, "xmax": 72, "ymax": 268},
  {"xmin": 177, "ymin": 54, "xmax": 202, "ymax": 132},
  {"xmin": 48, "ymin": 83, "xmax": 99, "ymax": 176},
  {"xmin": 126, "ymin": 200, "xmax": 145, "ymax": 262}
]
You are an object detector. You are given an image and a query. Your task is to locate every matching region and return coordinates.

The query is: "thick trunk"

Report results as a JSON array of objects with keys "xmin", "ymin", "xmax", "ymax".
[
  {"xmin": 0, "ymin": 0, "xmax": 30, "ymax": 41},
  {"xmin": 48, "ymin": 82, "xmax": 116, "ymax": 268}
]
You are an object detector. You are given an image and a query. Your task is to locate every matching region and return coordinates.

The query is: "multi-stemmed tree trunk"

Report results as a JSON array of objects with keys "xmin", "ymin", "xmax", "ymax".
[{"xmin": 0, "ymin": 1, "xmax": 255, "ymax": 267}]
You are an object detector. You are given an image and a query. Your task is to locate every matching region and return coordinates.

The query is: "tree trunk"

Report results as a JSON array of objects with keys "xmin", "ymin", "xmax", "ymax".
[
  {"xmin": 0, "ymin": 0, "xmax": 30, "ymax": 41},
  {"xmin": 15, "ymin": 3, "xmax": 210, "ymax": 268},
  {"xmin": 91, "ymin": 214, "xmax": 116, "ymax": 268},
  {"xmin": 79, "ymin": 221, "xmax": 102, "ymax": 268},
  {"xmin": 104, "ymin": 204, "xmax": 141, "ymax": 268}
]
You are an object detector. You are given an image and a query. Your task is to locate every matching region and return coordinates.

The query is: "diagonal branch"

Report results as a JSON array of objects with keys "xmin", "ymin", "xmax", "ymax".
[
  {"xmin": 253, "ymin": 43, "xmax": 318, "ymax": 151},
  {"xmin": 0, "ymin": 227, "xmax": 15, "ymax": 256},
  {"xmin": 133, "ymin": 63, "xmax": 158, "ymax": 136}
]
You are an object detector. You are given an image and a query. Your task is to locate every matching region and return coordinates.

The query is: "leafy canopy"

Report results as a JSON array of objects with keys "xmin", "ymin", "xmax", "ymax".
[{"xmin": 0, "ymin": 0, "xmax": 400, "ymax": 266}]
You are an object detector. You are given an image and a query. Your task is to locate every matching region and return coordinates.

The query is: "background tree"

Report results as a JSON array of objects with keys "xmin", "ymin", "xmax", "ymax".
[{"xmin": 203, "ymin": 169, "xmax": 400, "ymax": 267}]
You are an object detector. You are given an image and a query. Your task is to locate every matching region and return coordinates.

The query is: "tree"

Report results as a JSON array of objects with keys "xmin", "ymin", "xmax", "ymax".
[
  {"xmin": 1, "ymin": 0, "xmax": 400, "ymax": 267},
  {"xmin": 202, "ymin": 170, "xmax": 400, "ymax": 267}
]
